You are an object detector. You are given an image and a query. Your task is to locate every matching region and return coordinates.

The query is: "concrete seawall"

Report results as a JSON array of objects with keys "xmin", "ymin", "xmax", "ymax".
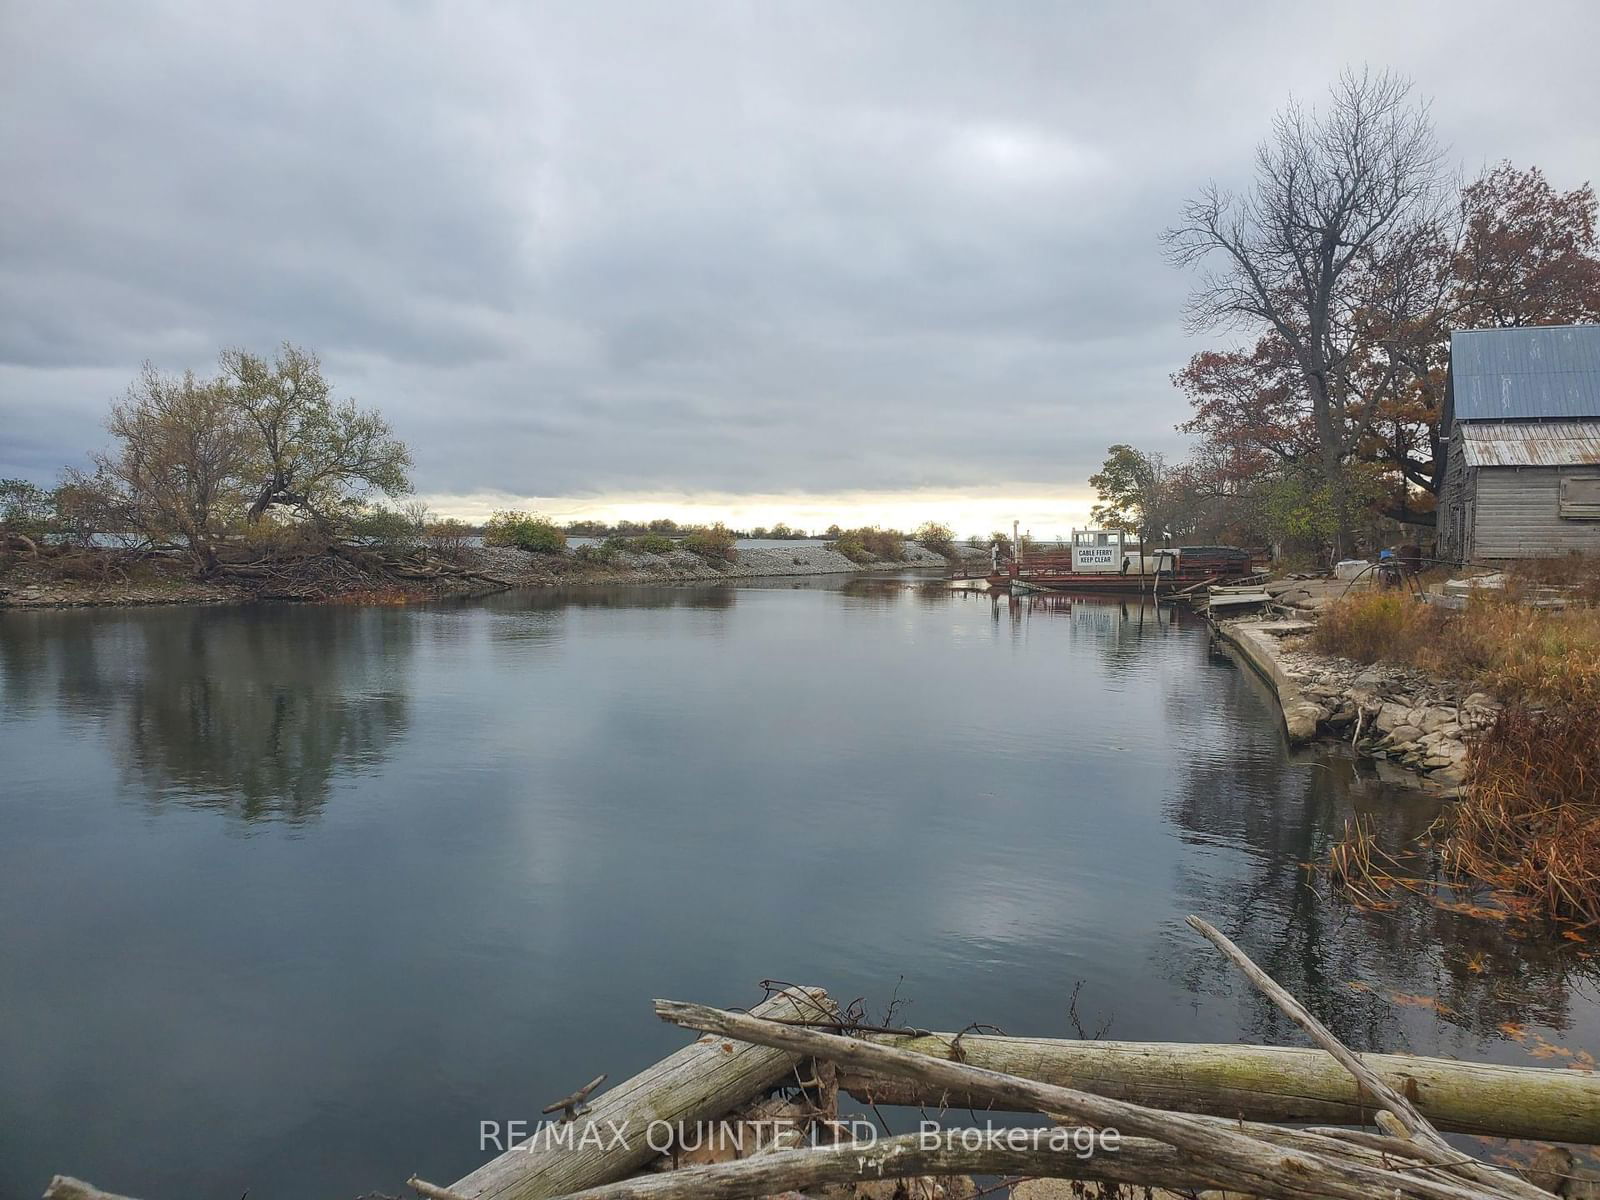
[{"xmin": 1210, "ymin": 618, "xmax": 1324, "ymax": 744}]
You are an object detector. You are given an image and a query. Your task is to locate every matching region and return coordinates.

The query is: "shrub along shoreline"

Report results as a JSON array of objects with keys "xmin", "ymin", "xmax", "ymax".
[
  {"xmin": 1298, "ymin": 572, "xmax": 1600, "ymax": 927},
  {"xmin": 0, "ymin": 537, "xmax": 969, "ymax": 608}
]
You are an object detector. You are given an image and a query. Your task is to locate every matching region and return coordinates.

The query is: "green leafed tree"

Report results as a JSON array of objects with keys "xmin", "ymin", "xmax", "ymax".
[
  {"xmin": 220, "ymin": 343, "xmax": 412, "ymax": 525},
  {"xmin": 76, "ymin": 346, "xmax": 414, "ymax": 573},
  {"xmin": 0, "ymin": 478, "xmax": 54, "ymax": 548},
  {"xmin": 1089, "ymin": 444, "xmax": 1174, "ymax": 545}
]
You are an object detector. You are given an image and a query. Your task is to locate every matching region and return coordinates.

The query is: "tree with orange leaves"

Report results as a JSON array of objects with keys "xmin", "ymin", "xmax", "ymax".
[{"xmin": 1172, "ymin": 158, "xmax": 1600, "ymax": 536}]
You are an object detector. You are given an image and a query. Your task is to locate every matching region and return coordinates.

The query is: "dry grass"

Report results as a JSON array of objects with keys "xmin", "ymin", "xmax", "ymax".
[
  {"xmin": 1506, "ymin": 552, "xmax": 1600, "ymax": 605},
  {"xmin": 1313, "ymin": 588, "xmax": 1600, "ymax": 705},
  {"xmin": 1444, "ymin": 706, "xmax": 1600, "ymax": 926},
  {"xmin": 1314, "ymin": 582, "xmax": 1600, "ymax": 926},
  {"xmin": 325, "ymin": 588, "xmax": 415, "ymax": 606},
  {"xmin": 1431, "ymin": 602, "xmax": 1600, "ymax": 705},
  {"xmin": 1311, "ymin": 590, "xmax": 1445, "ymax": 663},
  {"xmin": 1321, "ymin": 816, "xmax": 1428, "ymax": 910}
]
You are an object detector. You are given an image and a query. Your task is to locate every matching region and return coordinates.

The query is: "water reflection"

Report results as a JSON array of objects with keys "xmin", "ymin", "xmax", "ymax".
[
  {"xmin": 1, "ymin": 581, "xmax": 1596, "ymax": 1200},
  {"xmin": 1163, "ymin": 646, "xmax": 1600, "ymax": 1052},
  {"xmin": 836, "ymin": 576, "xmax": 912, "ymax": 606},
  {"xmin": 480, "ymin": 585, "xmax": 738, "ymax": 612},
  {"xmin": 2, "ymin": 606, "xmax": 413, "ymax": 821}
]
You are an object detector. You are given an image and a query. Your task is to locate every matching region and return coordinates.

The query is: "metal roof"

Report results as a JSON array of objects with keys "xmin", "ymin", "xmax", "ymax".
[
  {"xmin": 1459, "ymin": 419, "xmax": 1600, "ymax": 468},
  {"xmin": 1448, "ymin": 325, "xmax": 1600, "ymax": 423}
]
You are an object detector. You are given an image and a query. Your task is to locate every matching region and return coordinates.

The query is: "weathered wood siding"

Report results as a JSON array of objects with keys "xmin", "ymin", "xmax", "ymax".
[
  {"xmin": 1470, "ymin": 466, "xmax": 1600, "ymax": 559},
  {"xmin": 1436, "ymin": 436, "xmax": 1474, "ymax": 562}
]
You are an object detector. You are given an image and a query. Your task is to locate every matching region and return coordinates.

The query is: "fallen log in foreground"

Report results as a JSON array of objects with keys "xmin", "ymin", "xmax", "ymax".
[
  {"xmin": 652, "ymin": 997, "xmax": 1530, "ymax": 1200},
  {"xmin": 447, "ymin": 985, "xmax": 834, "ymax": 1200},
  {"xmin": 527, "ymin": 1116, "xmax": 1568, "ymax": 1200},
  {"xmin": 841, "ymin": 1035, "xmax": 1600, "ymax": 1143},
  {"xmin": 42, "ymin": 1180, "xmax": 137, "ymax": 1200},
  {"xmin": 644, "ymin": 916, "xmax": 1558, "ymax": 1200},
  {"xmin": 521, "ymin": 1129, "xmax": 1247, "ymax": 1200}
]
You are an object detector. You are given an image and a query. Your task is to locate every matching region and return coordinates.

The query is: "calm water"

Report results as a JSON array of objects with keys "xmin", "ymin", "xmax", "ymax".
[{"xmin": 2, "ymin": 577, "xmax": 1596, "ymax": 1198}]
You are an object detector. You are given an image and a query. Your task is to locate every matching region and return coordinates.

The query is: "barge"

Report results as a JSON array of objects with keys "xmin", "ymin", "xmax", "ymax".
[{"xmin": 953, "ymin": 527, "xmax": 1261, "ymax": 594}]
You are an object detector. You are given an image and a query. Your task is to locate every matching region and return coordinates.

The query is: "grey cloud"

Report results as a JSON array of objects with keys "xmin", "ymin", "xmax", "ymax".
[{"xmin": 4, "ymin": 0, "xmax": 1598, "ymax": 502}]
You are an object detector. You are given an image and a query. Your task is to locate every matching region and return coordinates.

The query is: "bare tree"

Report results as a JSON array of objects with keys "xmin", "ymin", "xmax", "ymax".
[
  {"xmin": 92, "ymin": 365, "xmax": 253, "ymax": 571},
  {"xmin": 1165, "ymin": 68, "xmax": 1447, "ymax": 552}
]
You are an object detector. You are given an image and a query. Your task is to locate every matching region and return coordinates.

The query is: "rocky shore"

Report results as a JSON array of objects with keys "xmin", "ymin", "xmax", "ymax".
[
  {"xmin": 0, "ymin": 542, "xmax": 966, "ymax": 609},
  {"xmin": 0, "ymin": 572, "xmax": 251, "ymax": 609},
  {"xmin": 1216, "ymin": 616, "xmax": 1499, "ymax": 791}
]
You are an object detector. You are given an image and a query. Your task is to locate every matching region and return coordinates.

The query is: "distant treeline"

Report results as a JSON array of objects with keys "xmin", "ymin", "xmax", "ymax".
[
  {"xmin": 460, "ymin": 517, "xmax": 973, "ymax": 546},
  {"xmin": 468, "ymin": 515, "xmax": 974, "ymax": 565}
]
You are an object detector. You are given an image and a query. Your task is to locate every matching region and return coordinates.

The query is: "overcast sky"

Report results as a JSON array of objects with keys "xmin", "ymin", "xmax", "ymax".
[{"xmin": 4, "ymin": 2, "xmax": 1598, "ymax": 534}]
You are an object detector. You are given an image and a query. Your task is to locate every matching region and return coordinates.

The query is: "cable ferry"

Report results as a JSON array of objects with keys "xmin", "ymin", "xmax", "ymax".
[{"xmin": 954, "ymin": 527, "xmax": 1260, "ymax": 595}]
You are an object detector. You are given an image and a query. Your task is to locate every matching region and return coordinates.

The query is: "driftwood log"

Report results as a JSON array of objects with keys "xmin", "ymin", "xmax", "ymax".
[
  {"xmin": 652, "ymin": 998, "xmax": 1535, "ymax": 1200},
  {"xmin": 445, "ymin": 986, "xmax": 834, "ymax": 1200},
  {"xmin": 39, "ymin": 916, "xmax": 1595, "ymax": 1200},
  {"xmin": 518, "ymin": 1130, "xmax": 1285, "ymax": 1200},
  {"xmin": 1184, "ymin": 915, "xmax": 1549, "ymax": 1200},
  {"xmin": 841, "ymin": 1035, "xmax": 1600, "ymax": 1143},
  {"xmin": 651, "ymin": 911, "xmax": 1572, "ymax": 1200},
  {"xmin": 644, "ymin": 1094, "xmax": 819, "ymax": 1171},
  {"xmin": 529, "ymin": 1116, "xmax": 1585, "ymax": 1200},
  {"xmin": 41, "ymin": 1180, "xmax": 139, "ymax": 1200}
]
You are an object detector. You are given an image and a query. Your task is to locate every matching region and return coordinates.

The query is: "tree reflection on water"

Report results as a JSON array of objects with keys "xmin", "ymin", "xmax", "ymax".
[
  {"xmin": 1164, "ymin": 644, "xmax": 1598, "ymax": 1052},
  {"xmin": 958, "ymin": 587, "xmax": 1600, "ymax": 1052},
  {"xmin": 2, "ymin": 605, "xmax": 414, "ymax": 822}
]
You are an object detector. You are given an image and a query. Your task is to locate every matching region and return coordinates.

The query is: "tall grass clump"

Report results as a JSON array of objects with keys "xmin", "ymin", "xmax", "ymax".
[
  {"xmin": 1317, "ymin": 588, "xmax": 1600, "ymax": 924},
  {"xmin": 1430, "ymin": 601, "xmax": 1600, "ymax": 702},
  {"xmin": 1445, "ymin": 706, "xmax": 1600, "ymax": 925},
  {"xmin": 1310, "ymin": 591, "xmax": 1443, "ymax": 663}
]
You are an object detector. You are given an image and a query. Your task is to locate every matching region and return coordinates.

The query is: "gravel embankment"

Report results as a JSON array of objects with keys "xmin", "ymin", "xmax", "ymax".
[
  {"xmin": 0, "ymin": 543, "xmax": 977, "ymax": 609},
  {"xmin": 465, "ymin": 541, "xmax": 965, "ymax": 587}
]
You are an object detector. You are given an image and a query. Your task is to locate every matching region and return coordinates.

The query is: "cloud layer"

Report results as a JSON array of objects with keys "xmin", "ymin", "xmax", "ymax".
[{"xmin": 4, "ymin": 1, "xmax": 1598, "ymax": 529}]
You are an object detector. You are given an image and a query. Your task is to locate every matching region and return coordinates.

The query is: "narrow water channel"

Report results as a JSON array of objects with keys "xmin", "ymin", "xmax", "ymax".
[{"xmin": 2, "ymin": 577, "xmax": 1594, "ymax": 1197}]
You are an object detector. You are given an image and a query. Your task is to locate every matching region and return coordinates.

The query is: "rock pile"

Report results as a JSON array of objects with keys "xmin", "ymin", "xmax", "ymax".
[{"xmin": 1276, "ymin": 645, "xmax": 1500, "ymax": 789}]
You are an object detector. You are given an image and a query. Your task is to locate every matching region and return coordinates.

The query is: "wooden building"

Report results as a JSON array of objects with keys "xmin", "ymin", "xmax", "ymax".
[{"xmin": 1437, "ymin": 325, "xmax": 1600, "ymax": 563}]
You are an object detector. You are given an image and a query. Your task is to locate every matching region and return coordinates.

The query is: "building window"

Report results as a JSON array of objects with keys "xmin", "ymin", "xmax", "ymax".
[{"xmin": 1558, "ymin": 475, "xmax": 1600, "ymax": 519}]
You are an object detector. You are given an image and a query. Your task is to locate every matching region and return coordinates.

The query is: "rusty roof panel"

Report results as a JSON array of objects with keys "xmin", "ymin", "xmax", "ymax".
[{"xmin": 1459, "ymin": 419, "xmax": 1600, "ymax": 467}]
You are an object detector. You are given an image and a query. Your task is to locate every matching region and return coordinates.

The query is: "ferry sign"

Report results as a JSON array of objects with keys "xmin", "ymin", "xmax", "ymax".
[{"xmin": 1073, "ymin": 546, "xmax": 1118, "ymax": 571}]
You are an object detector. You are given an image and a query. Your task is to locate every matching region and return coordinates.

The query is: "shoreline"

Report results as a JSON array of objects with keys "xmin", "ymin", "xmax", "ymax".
[
  {"xmin": 1212, "ymin": 613, "xmax": 1495, "ymax": 792},
  {"xmin": 0, "ymin": 542, "xmax": 974, "ymax": 610}
]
